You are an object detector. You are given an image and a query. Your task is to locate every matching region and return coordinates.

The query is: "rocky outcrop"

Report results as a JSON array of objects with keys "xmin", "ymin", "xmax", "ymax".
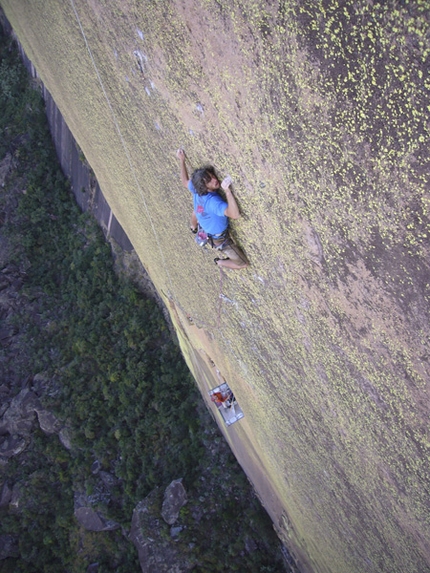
[
  {"xmin": 59, "ymin": 426, "xmax": 73, "ymax": 450},
  {"xmin": 8, "ymin": 483, "xmax": 21, "ymax": 511},
  {"xmin": 0, "ymin": 388, "xmax": 64, "ymax": 460},
  {"xmin": 0, "ymin": 433, "xmax": 27, "ymax": 459},
  {"xmin": 161, "ymin": 479, "xmax": 188, "ymax": 525},
  {"xmin": 0, "ymin": 481, "xmax": 13, "ymax": 507},
  {"xmin": 130, "ymin": 487, "xmax": 192, "ymax": 573},
  {"xmin": 34, "ymin": 407, "xmax": 62, "ymax": 435},
  {"xmin": 73, "ymin": 492, "xmax": 120, "ymax": 532},
  {"xmin": 74, "ymin": 506, "xmax": 119, "ymax": 532},
  {"xmin": 0, "ymin": 389, "xmax": 39, "ymax": 439}
]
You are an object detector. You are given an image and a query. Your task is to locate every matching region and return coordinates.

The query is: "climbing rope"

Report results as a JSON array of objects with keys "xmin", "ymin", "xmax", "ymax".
[
  {"xmin": 69, "ymin": 0, "xmax": 174, "ymax": 295},
  {"xmin": 217, "ymin": 266, "xmax": 224, "ymax": 329}
]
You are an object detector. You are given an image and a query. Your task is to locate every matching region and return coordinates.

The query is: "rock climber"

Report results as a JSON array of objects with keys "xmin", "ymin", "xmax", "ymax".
[
  {"xmin": 211, "ymin": 390, "xmax": 233, "ymax": 408},
  {"xmin": 177, "ymin": 148, "xmax": 249, "ymax": 270}
]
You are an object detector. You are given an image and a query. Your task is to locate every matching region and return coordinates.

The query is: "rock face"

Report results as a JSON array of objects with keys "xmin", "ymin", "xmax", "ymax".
[
  {"xmin": 0, "ymin": 482, "xmax": 13, "ymax": 508},
  {"xmin": 58, "ymin": 426, "xmax": 73, "ymax": 450},
  {"xmin": 0, "ymin": 389, "xmax": 39, "ymax": 437},
  {"xmin": 0, "ymin": 388, "xmax": 65, "ymax": 461},
  {"xmin": 130, "ymin": 488, "xmax": 192, "ymax": 573},
  {"xmin": 0, "ymin": 389, "xmax": 37, "ymax": 459},
  {"xmin": 0, "ymin": 434, "xmax": 27, "ymax": 459},
  {"xmin": 3, "ymin": 2, "xmax": 430, "ymax": 572},
  {"xmin": 35, "ymin": 407, "xmax": 62, "ymax": 435},
  {"xmin": 74, "ymin": 507, "xmax": 119, "ymax": 532},
  {"xmin": 74, "ymin": 493, "xmax": 120, "ymax": 532},
  {"xmin": 161, "ymin": 479, "xmax": 188, "ymax": 525}
]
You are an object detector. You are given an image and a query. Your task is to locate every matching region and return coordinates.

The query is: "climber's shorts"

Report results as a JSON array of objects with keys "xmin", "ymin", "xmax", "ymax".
[{"xmin": 211, "ymin": 234, "xmax": 248, "ymax": 267}]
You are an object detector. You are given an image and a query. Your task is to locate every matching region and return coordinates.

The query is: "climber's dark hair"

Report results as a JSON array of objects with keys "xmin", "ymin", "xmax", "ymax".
[{"xmin": 191, "ymin": 166, "xmax": 219, "ymax": 196}]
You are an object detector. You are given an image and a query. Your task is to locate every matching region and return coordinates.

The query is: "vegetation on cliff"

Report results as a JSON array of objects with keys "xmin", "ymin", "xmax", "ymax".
[{"xmin": 0, "ymin": 30, "xmax": 290, "ymax": 572}]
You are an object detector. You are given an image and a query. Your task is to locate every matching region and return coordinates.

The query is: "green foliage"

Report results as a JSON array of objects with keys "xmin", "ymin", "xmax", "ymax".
[{"xmin": 0, "ymin": 32, "xmax": 46, "ymax": 159}]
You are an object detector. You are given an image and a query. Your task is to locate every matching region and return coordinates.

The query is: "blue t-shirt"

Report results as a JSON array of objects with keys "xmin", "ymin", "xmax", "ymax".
[{"xmin": 188, "ymin": 180, "xmax": 228, "ymax": 236}]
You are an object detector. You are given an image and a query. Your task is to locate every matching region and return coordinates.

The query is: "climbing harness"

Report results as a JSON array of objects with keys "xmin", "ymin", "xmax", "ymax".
[{"xmin": 194, "ymin": 225, "xmax": 229, "ymax": 250}]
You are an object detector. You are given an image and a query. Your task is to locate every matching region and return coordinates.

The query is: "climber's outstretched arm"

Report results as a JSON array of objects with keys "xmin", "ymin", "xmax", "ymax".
[{"xmin": 177, "ymin": 148, "xmax": 189, "ymax": 188}]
